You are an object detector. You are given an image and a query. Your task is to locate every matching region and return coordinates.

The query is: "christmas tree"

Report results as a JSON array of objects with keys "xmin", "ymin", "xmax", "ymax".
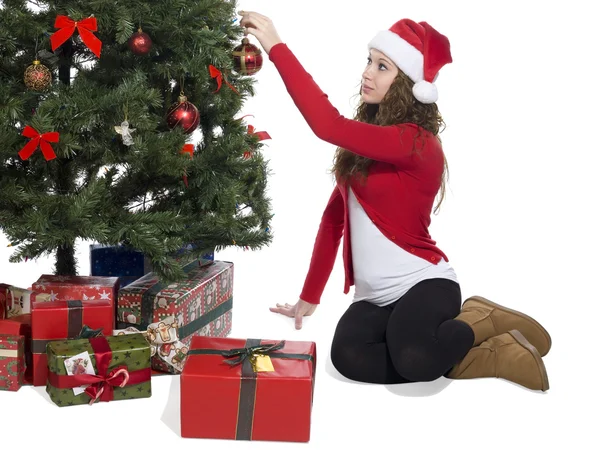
[{"xmin": 0, "ymin": 0, "xmax": 273, "ymax": 281}]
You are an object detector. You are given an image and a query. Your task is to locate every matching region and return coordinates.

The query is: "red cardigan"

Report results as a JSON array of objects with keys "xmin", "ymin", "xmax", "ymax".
[{"xmin": 269, "ymin": 43, "xmax": 449, "ymax": 305}]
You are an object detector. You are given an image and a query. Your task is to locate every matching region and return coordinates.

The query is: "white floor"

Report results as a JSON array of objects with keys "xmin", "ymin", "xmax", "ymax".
[{"xmin": 1, "ymin": 243, "xmax": 595, "ymax": 449}]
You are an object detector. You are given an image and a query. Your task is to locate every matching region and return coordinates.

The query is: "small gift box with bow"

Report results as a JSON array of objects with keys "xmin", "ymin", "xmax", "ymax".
[
  {"xmin": 45, "ymin": 333, "xmax": 151, "ymax": 406},
  {"xmin": 113, "ymin": 316, "xmax": 190, "ymax": 374},
  {"xmin": 181, "ymin": 337, "xmax": 317, "ymax": 442},
  {"xmin": 0, "ymin": 334, "xmax": 26, "ymax": 391}
]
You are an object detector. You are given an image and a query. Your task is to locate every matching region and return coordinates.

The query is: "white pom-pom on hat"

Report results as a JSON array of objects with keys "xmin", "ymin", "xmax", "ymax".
[
  {"xmin": 368, "ymin": 19, "xmax": 452, "ymax": 103},
  {"xmin": 412, "ymin": 80, "xmax": 438, "ymax": 104}
]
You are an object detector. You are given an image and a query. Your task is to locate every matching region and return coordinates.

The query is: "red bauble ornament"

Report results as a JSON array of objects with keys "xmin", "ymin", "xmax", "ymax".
[
  {"xmin": 232, "ymin": 37, "xmax": 263, "ymax": 75},
  {"xmin": 166, "ymin": 94, "xmax": 200, "ymax": 134},
  {"xmin": 128, "ymin": 27, "xmax": 153, "ymax": 55}
]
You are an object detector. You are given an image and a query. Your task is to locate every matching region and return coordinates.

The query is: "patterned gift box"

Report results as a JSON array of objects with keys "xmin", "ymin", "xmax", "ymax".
[
  {"xmin": 31, "ymin": 275, "xmax": 119, "ymax": 327},
  {"xmin": 181, "ymin": 337, "xmax": 317, "ymax": 443},
  {"xmin": 90, "ymin": 244, "xmax": 215, "ymax": 288},
  {"xmin": 113, "ymin": 316, "xmax": 189, "ymax": 374},
  {"xmin": 31, "ymin": 300, "xmax": 114, "ymax": 386},
  {"xmin": 46, "ymin": 333, "xmax": 151, "ymax": 407},
  {"xmin": 0, "ymin": 334, "xmax": 25, "ymax": 391},
  {"xmin": 0, "ymin": 284, "xmax": 51, "ymax": 318},
  {"xmin": 116, "ymin": 260, "xmax": 233, "ymax": 347},
  {"xmin": 0, "ymin": 314, "xmax": 32, "ymax": 383}
]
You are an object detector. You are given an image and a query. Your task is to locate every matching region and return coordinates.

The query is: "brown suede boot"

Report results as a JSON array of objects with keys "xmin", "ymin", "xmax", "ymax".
[
  {"xmin": 455, "ymin": 295, "xmax": 552, "ymax": 356},
  {"xmin": 446, "ymin": 330, "xmax": 550, "ymax": 391}
]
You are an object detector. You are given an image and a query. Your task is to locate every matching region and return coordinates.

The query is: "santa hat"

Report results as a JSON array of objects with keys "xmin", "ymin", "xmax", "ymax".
[{"xmin": 367, "ymin": 19, "xmax": 452, "ymax": 104}]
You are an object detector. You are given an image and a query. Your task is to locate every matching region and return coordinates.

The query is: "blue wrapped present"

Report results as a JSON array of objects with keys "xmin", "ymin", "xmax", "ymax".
[
  {"xmin": 90, "ymin": 244, "xmax": 215, "ymax": 287},
  {"xmin": 90, "ymin": 244, "xmax": 153, "ymax": 287}
]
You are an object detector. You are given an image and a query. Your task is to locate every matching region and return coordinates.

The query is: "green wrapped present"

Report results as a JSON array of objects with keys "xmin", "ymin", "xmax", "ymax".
[{"xmin": 46, "ymin": 334, "xmax": 152, "ymax": 407}]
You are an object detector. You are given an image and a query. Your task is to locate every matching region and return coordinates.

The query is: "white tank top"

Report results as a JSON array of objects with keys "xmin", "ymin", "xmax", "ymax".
[{"xmin": 348, "ymin": 187, "xmax": 459, "ymax": 306}]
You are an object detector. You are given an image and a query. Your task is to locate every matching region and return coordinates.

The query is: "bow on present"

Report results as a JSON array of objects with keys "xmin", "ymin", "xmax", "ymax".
[
  {"xmin": 50, "ymin": 15, "xmax": 102, "ymax": 58},
  {"xmin": 47, "ymin": 336, "xmax": 150, "ymax": 405},
  {"xmin": 18, "ymin": 126, "xmax": 59, "ymax": 161},
  {"xmin": 221, "ymin": 340, "xmax": 285, "ymax": 369},
  {"xmin": 209, "ymin": 65, "xmax": 239, "ymax": 94}
]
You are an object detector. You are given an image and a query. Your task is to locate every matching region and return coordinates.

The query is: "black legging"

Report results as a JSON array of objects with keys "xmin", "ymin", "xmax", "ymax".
[{"xmin": 330, "ymin": 278, "xmax": 475, "ymax": 384}]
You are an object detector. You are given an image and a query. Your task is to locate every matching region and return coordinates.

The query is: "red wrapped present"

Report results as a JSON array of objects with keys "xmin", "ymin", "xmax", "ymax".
[
  {"xmin": 0, "ymin": 284, "xmax": 51, "ymax": 317},
  {"xmin": 116, "ymin": 260, "xmax": 232, "ymax": 347},
  {"xmin": 0, "ymin": 288, "xmax": 6, "ymax": 320},
  {"xmin": 181, "ymin": 337, "xmax": 316, "ymax": 442},
  {"xmin": 0, "ymin": 314, "xmax": 31, "ymax": 336},
  {"xmin": 31, "ymin": 300, "xmax": 113, "ymax": 386},
  {"xmin": 0, "ymin": 314, "xmax": 32, "ymax": 383},
  {"xmin": 31, "ymin": 275, "xmax": 119, "ymax": 327},
  {"xmin": 0, "ymin": 334, "xmax": 25, "ymax": 391}
]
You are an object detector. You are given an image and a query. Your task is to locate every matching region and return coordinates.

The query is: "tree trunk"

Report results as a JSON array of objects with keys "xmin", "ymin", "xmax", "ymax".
[
  {"xmin": 55, "ymin": 243, "xmax": 77, "ymax": 276},
  {"xmin": 54, "ymin": 39, "xmax": 77, "ymax": 276}
]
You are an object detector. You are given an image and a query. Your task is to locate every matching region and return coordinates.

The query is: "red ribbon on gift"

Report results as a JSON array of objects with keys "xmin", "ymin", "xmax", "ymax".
[
  {"xmin": 50, "ymin": 15, "xmax": 102, "ymax": 58},
  {"xmin": 46, "ymin": 336, "xmax": 151, "ymax": 405},
  {"xmin": 18, "ymin": 126, "xmax": 59, "ymax": 161},
  {"xmin": 180, "ymin": 143, "xmax": 194, "ymax": 187},
  {"xmin": 209, "ymin": 65, "xmax": 239, "ymax": 95}
]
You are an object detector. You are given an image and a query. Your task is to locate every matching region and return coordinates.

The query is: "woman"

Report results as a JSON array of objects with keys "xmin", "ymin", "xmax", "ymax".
[{"xmin": 239, "ymin": 11, "xmax": 552, "ymax": 391}]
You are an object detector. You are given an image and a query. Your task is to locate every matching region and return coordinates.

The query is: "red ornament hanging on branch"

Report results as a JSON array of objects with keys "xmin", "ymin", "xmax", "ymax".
[
  {"xmin": 128, "ymin": 27, "xmax": 153, "ymax": 55},
  {"xmin": 166, "ymin": 93, "xmax": 200, "ymax": 134},
  {"xmin": 232, "ymin": 37, "xmax": 263, "ymax": 75}
]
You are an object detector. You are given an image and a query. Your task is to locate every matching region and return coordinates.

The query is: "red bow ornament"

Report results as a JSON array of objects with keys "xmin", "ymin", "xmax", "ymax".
[
  {"xmin": 180, "ymin": 143, "xmax": 194, "ymax": 187},
  {"xmin": 18, "ymin": 125, "xmax": 59, "ymax": 161},
  {"xmin": 209, "ymin": 65, "xmax": 239, "ymax": 95},
  {"xmin": 244, "ymin": 124, "xmax": 271, "ymax": 159},
  {"xmin": 50, "ymin": 15, "xmax": 102, "ymax": 58}
]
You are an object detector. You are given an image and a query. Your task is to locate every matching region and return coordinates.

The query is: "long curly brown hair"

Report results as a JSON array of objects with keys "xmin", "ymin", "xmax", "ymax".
[{"xmin": 331, "ymin": 70, "xmax": 449, "ymax": 214}]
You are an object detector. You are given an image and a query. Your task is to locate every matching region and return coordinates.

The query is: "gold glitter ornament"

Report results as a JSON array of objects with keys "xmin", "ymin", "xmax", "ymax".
[{"xmin": 24, "ymin": 60, "xmax": 52, "ymax": 91}]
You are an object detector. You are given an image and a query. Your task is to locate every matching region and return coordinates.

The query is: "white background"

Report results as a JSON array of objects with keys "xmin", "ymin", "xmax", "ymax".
[{"xmin": 1, "ymin": 0, "xmax": 599, "ymax": 448}]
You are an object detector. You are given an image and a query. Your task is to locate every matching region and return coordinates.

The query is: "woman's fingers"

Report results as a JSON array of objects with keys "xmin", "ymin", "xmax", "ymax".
[
  {"xmin": 239, "ymin": 12, "xmax": 269, "ymax": 31},
  {"xmin": 269, "ymin": 306, "xmax": 295, "ymax": 317}
]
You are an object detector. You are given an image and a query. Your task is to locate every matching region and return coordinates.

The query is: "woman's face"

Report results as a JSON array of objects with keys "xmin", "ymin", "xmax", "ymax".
[{"xmin": 361, "ymin": 49, "xmax": 398, "ymax": 104}]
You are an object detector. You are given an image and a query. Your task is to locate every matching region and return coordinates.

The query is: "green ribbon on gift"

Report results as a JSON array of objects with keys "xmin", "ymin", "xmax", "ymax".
[{"xmin": 190, "ymin": 340, "xmax": 314, "ymax": 366}]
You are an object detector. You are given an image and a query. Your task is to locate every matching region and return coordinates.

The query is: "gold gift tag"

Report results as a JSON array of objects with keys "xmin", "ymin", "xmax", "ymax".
[{"xmin": 251, "ymin": 354, "xmax": 275, "ymax": 372}]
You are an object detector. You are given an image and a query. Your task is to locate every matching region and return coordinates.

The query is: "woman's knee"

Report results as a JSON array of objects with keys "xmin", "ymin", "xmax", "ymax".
[
  {"xmin": 330, "ymin": 339, "xmax": 354, "ymax": 376},
  {"xmin": 390, "ymin": 346, "xmax": 444, "ymax": 382},
  {"xmin": 330, "ymin": 340, "xmax": 370, "ymax": 382}
]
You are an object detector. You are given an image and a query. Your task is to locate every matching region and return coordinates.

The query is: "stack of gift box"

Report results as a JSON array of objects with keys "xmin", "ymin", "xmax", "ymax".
[{"xmin": 0, "ymin": 244, "xmax": 317, "ymax": 442}]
